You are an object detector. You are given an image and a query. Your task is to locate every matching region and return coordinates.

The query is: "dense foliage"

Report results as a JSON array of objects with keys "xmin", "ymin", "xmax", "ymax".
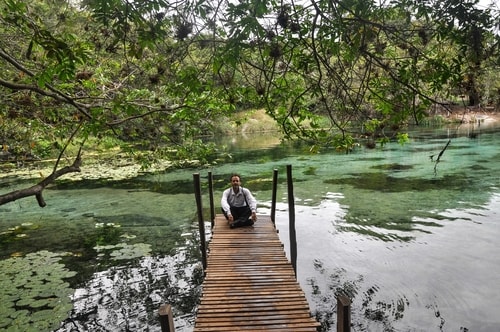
[{"xmin": 0, "ymin": 0, "xmax": 499, "ymax": 206}]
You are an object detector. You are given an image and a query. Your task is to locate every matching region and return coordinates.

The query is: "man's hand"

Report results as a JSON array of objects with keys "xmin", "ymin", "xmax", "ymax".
[{"xmin": 251, "ymin": 212, "xmax": 257, "ymax": 222}]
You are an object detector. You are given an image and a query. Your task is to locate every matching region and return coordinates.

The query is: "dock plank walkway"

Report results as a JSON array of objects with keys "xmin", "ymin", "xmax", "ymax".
[{"xmin": 194, "ymin": 214, "xmax": 320, "ymax": 331}]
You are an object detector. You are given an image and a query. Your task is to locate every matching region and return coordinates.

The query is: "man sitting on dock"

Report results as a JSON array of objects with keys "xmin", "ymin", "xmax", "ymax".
[{"xmin": 221, "ymin": 173, "xmax": 257, "ymax": 228}]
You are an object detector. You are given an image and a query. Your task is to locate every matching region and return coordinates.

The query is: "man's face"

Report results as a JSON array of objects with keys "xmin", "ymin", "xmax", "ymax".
[{"xmin": 231, "ymin": 176, "xmax": 241, "ymax": 188}]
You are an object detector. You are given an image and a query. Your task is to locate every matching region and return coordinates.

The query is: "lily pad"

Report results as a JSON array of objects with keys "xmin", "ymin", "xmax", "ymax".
[
  {"xmin": 31, "ymin": 299, "xmax": 53, "ymax": 308},
  {"xmin": 0, "ymin": 306, "xmax": 15, "ymax": 318},
  {"xmin": 109, "ymin": 243, "xmax": 152, "ymax": 260},
  {"xmin": 16, "ymin": 298, "xmax": 36, "ymax": 307},
  {"xmin": 30, "ymin": 309, "xmax": 56, "ymax": 321},
  {"xmin": 0, "ymin": 316, "xmax": 12, "ymax": 329},
  {"xmin": 10, "ymin": 309, "xmax": 30, "ymax": 319}
]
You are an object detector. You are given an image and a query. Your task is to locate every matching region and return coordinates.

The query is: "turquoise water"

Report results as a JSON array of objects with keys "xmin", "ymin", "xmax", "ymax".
[{"xmin": 1, "ymin": 121, "xmax": 499, "ymax": 331}]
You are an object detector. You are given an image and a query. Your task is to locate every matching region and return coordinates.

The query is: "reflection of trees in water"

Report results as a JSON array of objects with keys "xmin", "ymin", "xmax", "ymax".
[
  {"xmin": 55, "ymin": 246, "xmax": 203, "ymax": 331},
  {"xmin": 309, "ymin": 261, "xmax": 472, "ymax": 331},
  {"xmin": 325, "ymin": 170, "xmax": 492, "ymax": 242},
  {"xmin": 308, "ymin": 259, "xmax": 415, "ymax": 332}
]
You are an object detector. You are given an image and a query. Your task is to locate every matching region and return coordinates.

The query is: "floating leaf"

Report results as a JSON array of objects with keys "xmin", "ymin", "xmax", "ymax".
[
  {"xmin": 31, "ymin": 299, "xmax": 53, "ymax": 308},
  {"xmin": 120, "ymin": 233, "xmax": 137, "ymax": 239},
  {"xmin": 0, "ymin": 316, "xmax": 12, "ymax": 328},
  {"xmin": 10, "ymin": 309, "xmax": 29, "ymax": 319},
  {"xmin": 109, "ymin": 243, "xmax": 152, "ymax": 260},
  {"xmin": 10, "ymin": 314, "xmax": 30, "ymax": 327},
  {"xmin": 0, "ymin": 305, "xmax": 15, "ymax": 318},
  {"xmin": 16, "ymin": 298, "xmax": 35, "ymax": 307}
]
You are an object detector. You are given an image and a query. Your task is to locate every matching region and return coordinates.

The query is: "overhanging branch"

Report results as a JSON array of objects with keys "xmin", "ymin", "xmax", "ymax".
[
  {"xmin": 0, "ymin": 48, "xmax": 92, "ymax": 119},
  {"xmin": 0, "ymin": 153, "xmax": 82, "ymax": 207}
]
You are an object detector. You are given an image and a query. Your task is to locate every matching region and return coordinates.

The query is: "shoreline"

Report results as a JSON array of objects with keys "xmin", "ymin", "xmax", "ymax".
[{"xmin": 438, "ymin": 107, "xmax": 500, "ymax": 124}]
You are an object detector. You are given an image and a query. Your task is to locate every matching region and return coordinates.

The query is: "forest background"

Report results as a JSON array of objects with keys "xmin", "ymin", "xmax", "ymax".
[{"xmin": 0, "ymin": 0, "xmax": 499, "ymax": 207}]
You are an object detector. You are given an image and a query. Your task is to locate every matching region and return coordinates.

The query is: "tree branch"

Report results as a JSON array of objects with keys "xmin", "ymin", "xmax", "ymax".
[
  {"xmin": 430, "ymin": 139, "xmax": 451, "ymax": 175},
  {"xmin": 0, "ymin": 153, "xmax": 82, "ymax": 207},
  {"xmin": 0, "ymin": 48, "xmax": 92, "ymax": 119}
]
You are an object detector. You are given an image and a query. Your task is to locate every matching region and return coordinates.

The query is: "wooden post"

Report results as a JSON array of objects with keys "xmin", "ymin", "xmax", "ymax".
[
  {"xmin": 286, "ymin": 165, "xmax": 297, "ymax": 276},
  {"xmin": 158, "ymin": 304, "xmax": 175, "ymax": 332},
  {"xmin": 337, "ymin": 295, "xmax": 351, "ymax": 332},
  {"xmin": 193, "ymin": 173, "xmax": 207, "ymax": 270},
  {"xmin": 271, "ymin": 168, "xmax": 278, "ymax": 226},
  {"xmin": 208, "ymin": 171, "xmax": 215, "ymax": 228}
]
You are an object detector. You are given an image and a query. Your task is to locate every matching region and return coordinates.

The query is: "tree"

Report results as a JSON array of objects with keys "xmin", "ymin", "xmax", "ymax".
[
  {"xmin": 219, "ymin": 0, "xmax": 499, "ymax": 145},
  {"xmin": 410, "ymin": 0, "xmax": 498, "ymax": 106},
  {"xmin": 1, "ymin": 0, "xmax": 233, "ymax": 206},
  {"xmin": 1, "ymin": 0, "xmax": 498, "ymax": 207}
]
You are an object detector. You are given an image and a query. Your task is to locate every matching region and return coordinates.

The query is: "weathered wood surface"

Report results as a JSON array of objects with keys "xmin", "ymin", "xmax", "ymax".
[{"xmin": 194, "ymin": 214, "xmax": 320, "ymax": 331}]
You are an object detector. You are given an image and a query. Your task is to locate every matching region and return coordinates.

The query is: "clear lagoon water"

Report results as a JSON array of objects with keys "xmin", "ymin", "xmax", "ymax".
[{"xmin": 1, "ymin": 121, "xmax": 499, "ymax": 331}]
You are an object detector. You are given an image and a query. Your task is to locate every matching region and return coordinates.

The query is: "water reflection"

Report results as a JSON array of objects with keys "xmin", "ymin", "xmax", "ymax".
[
  {"xmin": 274, "ymin": 192, "xmax": 500, "ymax": 332},
  {"xmin": 323, "ymin": 170, "xmax": 493, "ymax": 241},
  {"xmin": 56, "ymin": 251, "xmax": 203, "ymax": 332}
]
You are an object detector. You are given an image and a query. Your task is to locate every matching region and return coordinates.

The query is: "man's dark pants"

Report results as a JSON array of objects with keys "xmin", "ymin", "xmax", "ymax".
[{"xmin": 222, "ymin": 206, "xmax": 253, "ymax": 227}]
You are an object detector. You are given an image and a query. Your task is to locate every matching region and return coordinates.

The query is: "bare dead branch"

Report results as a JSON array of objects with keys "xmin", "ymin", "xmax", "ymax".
[{"xmin": 430, "ymin": 139, "xmax": 451, "ymax": 175}]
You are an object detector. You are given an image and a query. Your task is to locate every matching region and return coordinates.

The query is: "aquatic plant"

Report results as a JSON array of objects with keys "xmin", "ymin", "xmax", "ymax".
[
  {"xmin": 94, "ymin": 242, "xmax": 152, "ymax": 261},
  {"xmin": 0, "ymin": 222, "xmax": 39, "ymax": 247},
  {"xmin": 0, "ymin": 250, "xmax": 76, "ymax": 330},
  {"xmin": 93, "ymin": 222, "xmax": 122, "ymax": 246}
]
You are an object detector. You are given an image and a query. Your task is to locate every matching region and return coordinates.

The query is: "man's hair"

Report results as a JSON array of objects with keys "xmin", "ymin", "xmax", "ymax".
[{"xmin": 230, "ymin": 173, "xmax": 241, "ymax": 182}]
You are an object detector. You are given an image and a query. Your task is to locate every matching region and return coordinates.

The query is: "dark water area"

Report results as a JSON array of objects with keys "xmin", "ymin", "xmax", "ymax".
[{"xmin": 1, "ymin": 121, "xmax": 500, "ymax": 331}]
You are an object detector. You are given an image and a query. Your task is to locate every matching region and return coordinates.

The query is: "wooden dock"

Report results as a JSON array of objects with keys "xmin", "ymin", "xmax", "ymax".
[{"xmin": 193, "ymin": 214, "xmax": 320, "ymax": 331}]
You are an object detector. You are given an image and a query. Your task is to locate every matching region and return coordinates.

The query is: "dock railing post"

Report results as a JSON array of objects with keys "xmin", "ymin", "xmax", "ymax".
[
  {"xmin": 158, "ymin": 304, "xmax": 175, "ymax": 332},
  {"xmin": 271, "ymin": 169, "xmax": 278, "ymax": 226},
  {"xmin": 193, "ymin": 173, "xmax": 207, "ymax": 270},
  {"xmin": 208, "ymin": 171, "xmax": 215, "ymax": 228},
  {"xmin": 286, "ymin": 165, "xmax": 297, "ymax": 276},
  {"xmin": 337, "ymin": 295, "xmax": 351, "ymax": 332}
]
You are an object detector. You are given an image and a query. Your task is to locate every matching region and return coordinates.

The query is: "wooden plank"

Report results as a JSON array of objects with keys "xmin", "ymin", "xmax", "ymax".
[
  {"xmin": 195, "ymin": 325, "xmax": 319, "ymax": 331},
  {"xmin": 199, "ymin": 290, "xmax": 307, "ymax": 297},
  {"xmin": 193, "ymin": 214, "xmax": 319, "ymax": 332},
  {"xmin": 199, "ymin": 294, "xmax": 308, "ymax": 304}
]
